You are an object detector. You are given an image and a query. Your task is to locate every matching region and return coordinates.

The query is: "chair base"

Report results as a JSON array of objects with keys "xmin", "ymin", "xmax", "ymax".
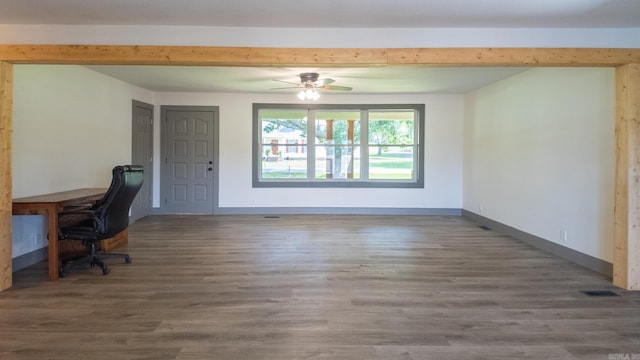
[{"xmin": 58, "ymin": 241, "xmax": 131, "ymax": 278}]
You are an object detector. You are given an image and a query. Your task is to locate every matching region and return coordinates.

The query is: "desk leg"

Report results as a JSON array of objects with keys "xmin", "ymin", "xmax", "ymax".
[{"xmin": 45, "ymin": 205, "xmax": 59, "ymax": 281}]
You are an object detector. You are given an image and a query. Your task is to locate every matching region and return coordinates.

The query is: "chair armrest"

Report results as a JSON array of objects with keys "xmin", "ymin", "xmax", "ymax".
[{"xmin": 61, "ymin": 204, "xmax": 94, "ymax": 213}]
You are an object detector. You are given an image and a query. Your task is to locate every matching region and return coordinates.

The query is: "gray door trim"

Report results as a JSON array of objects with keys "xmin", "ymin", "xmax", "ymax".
[
  {"xmin": 131, "ymin": 99, "xmax": 154, "ymax": 222},
  {"xmin": 160, "ymin": 105, "xmax": 219, "ymax": 214}
]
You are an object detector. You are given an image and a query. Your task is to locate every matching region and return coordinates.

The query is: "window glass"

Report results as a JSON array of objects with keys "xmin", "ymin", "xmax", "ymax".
[
  {"xmin": 260, "ymin": 110, "xmax": 308, "ymax": 180},
  {"xmin": 368, "ymin": 111, "xmax": 416, "ymax": 180},
  {"xmin": 254, "ymin": 104, "xmax": 423, "ymax": 188},
  {"xmin": 315, "ymin": 111, "xmax": 361, "ymax": 179}
]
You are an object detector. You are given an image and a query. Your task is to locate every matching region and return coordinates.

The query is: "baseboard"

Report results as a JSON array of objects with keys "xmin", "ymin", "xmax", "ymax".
[
  {"xmin": 12, "ymin": 247, "xmax": 48, "ymax": 272},
  {"xmin": 462, "ymin": 210, "xmax": 613, "ymax": 278},
  {"xmin": 216, "ymin": 207, "xmax": 463, "ymax": 216},
  {"xmin": 153, "ymin": 207, "xmax": 462, "ymax": 216}
]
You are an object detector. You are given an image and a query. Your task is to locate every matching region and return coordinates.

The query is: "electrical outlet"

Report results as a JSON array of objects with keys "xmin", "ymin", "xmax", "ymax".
[{"xmin": 561, "ymin": 229, "xmax": 568, "ymax": 242}]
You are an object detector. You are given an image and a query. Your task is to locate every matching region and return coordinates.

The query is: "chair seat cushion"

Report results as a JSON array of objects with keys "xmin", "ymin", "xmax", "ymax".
[{"xmin": 59, "ymin": 225, "xmax": 101, "ymax": 241}]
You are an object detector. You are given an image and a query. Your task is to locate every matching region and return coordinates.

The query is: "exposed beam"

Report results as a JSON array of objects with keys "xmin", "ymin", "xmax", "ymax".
[
  {"xmin": 614, "ymin": 63, "xmax": 640, "ymax": 290},
  {"xmin": 1, "ymin": 45, "xmax": 640, "ymax": 66},
  {"xmin": 0, "ymin": 45, "xmax": 388, "ymax": 66},
  {"xmin": 0, "ymin": 61, "xmax": 12, "ymax": 291},
  {"xmin": 387, "ymin": 48, "xmax": 640, "ymax": 67}
]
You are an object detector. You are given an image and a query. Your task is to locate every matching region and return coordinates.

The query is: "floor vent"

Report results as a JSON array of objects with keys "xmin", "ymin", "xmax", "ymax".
[
  {"xmin": 581, "ymin": 290, "xmax": 619, "ymax": 297},
  {"xmin": 264, "ymin": 215, "xmax": 280, "ymax": 219},
  {"xmin": 478, "ymin": 225, "xmax": 491, "ymax": 230}
]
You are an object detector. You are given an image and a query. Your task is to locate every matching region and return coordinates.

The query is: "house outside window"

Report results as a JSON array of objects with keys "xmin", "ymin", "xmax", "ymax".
[{"xmin": 253, "ymin": 103, "xmax": 424, "ymax": 188}]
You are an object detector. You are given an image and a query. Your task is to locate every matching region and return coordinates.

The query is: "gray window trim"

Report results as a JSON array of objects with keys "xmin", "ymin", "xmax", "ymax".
[{"xmin": 253, "ymin": 103, "xmax": 425, "ymax": 188}]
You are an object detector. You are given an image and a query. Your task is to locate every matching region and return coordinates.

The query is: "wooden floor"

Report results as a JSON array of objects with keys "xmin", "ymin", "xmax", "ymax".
[{"xmin": 1, "ymin": 215, "xmax": 639, "ymax": 359}]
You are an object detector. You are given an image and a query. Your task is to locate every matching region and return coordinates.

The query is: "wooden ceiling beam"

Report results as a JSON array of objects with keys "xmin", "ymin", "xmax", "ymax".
[
  {"xmin": 0, "ymin": 45, "xmax": 388, "ymax": 66},
  {"xmin": 1, "ymin": 45, "xmax": 639, "ymax": 66},
  {"xmin": 387, "ymin": 48, "xmax": 640, "ymax": 67}
]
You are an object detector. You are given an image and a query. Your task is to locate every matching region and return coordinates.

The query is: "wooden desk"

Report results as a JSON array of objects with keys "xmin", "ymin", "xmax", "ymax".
[{"xmin": 12, "ymin": 188, "xmax": 107, "ymax": 281}]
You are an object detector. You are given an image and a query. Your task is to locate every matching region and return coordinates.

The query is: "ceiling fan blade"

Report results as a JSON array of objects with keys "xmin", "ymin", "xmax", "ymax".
[
  {"xmin": 316, "ymin": 78, "xmax": 335, "ymax": 86},
  {"xmin": 322, "ymin": 85, "xmax": 353, "ymax": 91},
  {"xmin": 270, "ymin": 86, "xmax": 300, "ymax": 90},
  {"xmin": 273, "ymin": 79, "xmax": 300, "ymax": 86}
]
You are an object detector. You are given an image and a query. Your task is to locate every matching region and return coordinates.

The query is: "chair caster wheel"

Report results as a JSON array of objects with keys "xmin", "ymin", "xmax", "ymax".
[
  {"xmin": 124, "ymin": 255, "xmax": 131, "ymax": 264},
  {"xmin": 102, "ymin": 266, "xmax": 111, "ymax": 275},
  {"xmin": 59, "ymin": 270, "xmax": 67, "ymax": 278}
]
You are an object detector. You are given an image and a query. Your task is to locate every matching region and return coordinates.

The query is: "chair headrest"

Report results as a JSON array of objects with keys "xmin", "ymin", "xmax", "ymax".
[{"xmin": 117, "ymin": 165, "xmax": 144, "ymax": 173}]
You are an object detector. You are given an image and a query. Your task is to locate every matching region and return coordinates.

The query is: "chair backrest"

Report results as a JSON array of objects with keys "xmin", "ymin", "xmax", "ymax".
[{"xmin": 94, "ymin": 165, "xmax": 144, "ymax": 237}]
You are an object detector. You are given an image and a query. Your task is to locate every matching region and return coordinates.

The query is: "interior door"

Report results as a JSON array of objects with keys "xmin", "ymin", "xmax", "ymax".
[
  {"xmin": 161, "ymin": 106, "xmax": 218, "ymax": 214},
  {"xmin": 131, "ymin": 100, "xmax": 153, "ymax": 221}
]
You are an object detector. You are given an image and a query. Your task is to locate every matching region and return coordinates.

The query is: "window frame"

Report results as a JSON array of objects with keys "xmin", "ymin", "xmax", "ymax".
[{"xmin": 253, "ymin": 103, "xmax": 425, "ymax": 188}]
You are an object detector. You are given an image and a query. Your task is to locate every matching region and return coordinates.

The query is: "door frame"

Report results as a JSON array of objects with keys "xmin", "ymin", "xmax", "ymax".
[
  {"xmin": 131, "ymin": 99, "xmax": 154, "ymax": 221},
  {"xmin": 160, "ymin": 105, "xmax": 220, "ymax": 214}
]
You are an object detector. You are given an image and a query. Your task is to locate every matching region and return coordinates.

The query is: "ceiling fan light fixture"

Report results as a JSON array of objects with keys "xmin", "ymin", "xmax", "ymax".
[{"xmin": 298, "ymin": 88, "xmax": 320, "ymax": 101}]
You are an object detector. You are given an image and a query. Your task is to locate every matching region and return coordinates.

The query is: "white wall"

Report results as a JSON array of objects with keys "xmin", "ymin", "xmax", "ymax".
[
  {"xmin": 11, "ymin": 65, "xmax": 153, "ymax": 257},
  {"xmin": 153, "ymin": 92, "xmax": 463, "ymax": 209},
  {"xmin": 13, "ymin": 65, "xmax": 154, "ymax": 197},
  {"xmin": 463, "ymin": 68, "xmax": 615, "ymax": 262}
]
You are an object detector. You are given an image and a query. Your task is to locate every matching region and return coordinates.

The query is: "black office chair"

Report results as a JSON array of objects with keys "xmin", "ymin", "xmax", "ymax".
[{"xmin": 58, "ymin": 165, "xmax": 144, "ymax": 277}]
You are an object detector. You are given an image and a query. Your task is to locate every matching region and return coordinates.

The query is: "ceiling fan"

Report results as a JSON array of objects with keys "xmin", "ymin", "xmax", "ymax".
[{"xmin": 272, "ymin": 72, "xmax": 353, "ymax": 100}]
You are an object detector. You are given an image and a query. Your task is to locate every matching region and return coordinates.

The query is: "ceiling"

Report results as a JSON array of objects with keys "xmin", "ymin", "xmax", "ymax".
[
  {"xmin": 84, "ymin": 65, "xmax": 530, "ymax": 94},
  {"xmin": 1, "ymin": 0, "xmax": 638, "ymax": 28},
  {"xmin": 6, "ymin": 0, "xmax": 635, "ymax": 94}
]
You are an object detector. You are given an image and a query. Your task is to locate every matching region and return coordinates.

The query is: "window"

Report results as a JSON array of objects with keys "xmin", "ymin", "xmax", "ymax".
[{"xmin": 253, "ymin": 103, "xmax": 424, "ymax": 188}]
